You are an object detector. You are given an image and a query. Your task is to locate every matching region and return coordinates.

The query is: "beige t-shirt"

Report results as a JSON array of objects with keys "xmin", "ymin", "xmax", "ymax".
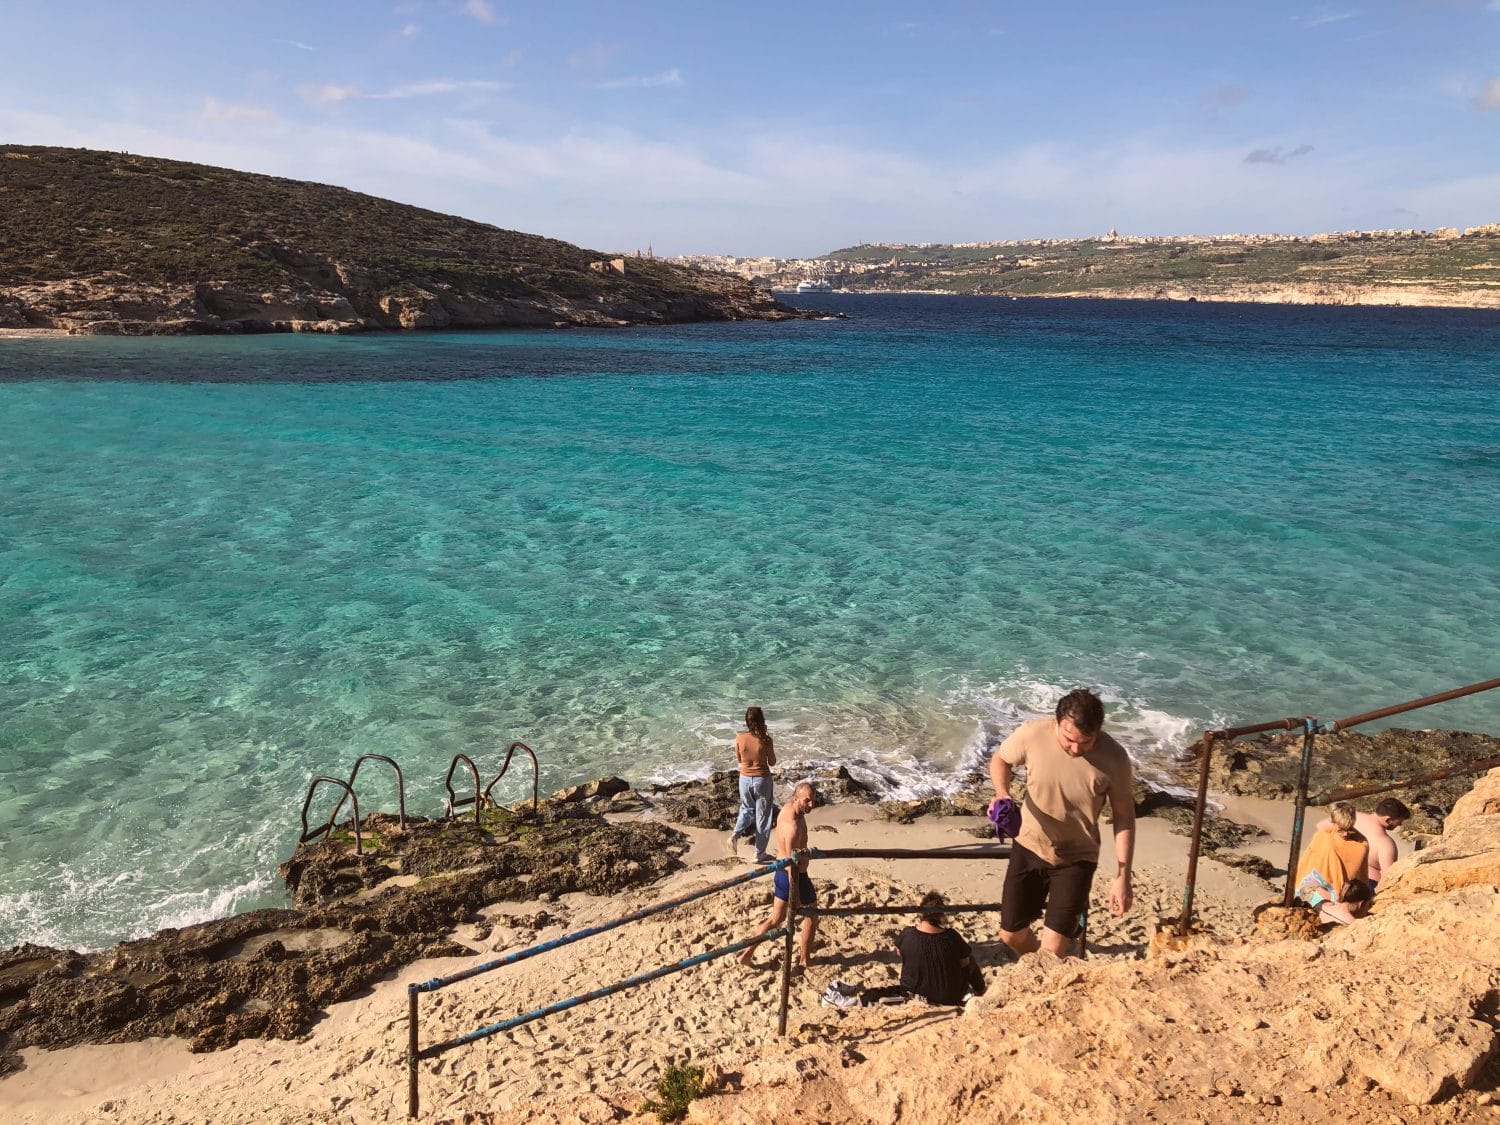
[{"xmin": 997, "ymin": 717, "xmax": 1134, "ymax": 865}]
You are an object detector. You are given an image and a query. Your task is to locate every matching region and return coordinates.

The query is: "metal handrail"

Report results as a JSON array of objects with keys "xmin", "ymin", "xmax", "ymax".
[
  {"xmin": 443, "ymin": 754, "xmax": 483, "ymax": 823},
  {"xmin": 1177, "ymin": 675, "xmax": 1500, "ymax": 933},
  {"xmin": 1308, "ymin": 755, "xmax": 1500, "ymax": 806},
  {"xmin": 298, "ymin": 776, "xmax": 363, "ymax": 856},
  {"xmin": 329, "ymin": 754, "xmax": 407, "ymax": 831},
  {"xmin": 1326, "ymin": 677, "xmax": 1500, "ymax": 733},
  {"xmin": 481, "ymin": 741, "xmax": 540, "ymax": 815},
  {"xmin": 407, "ymin": 858, "xmax": 793, "ymax": 1116}
]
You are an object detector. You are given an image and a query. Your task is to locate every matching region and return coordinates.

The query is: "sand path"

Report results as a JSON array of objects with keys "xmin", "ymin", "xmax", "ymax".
[{"xmin": 0, "ymin": 804, "xmax": 1284, "ymax": 1123}]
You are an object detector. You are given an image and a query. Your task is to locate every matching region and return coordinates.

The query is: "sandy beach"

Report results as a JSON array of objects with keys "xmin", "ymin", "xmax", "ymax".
[{"xmin": 0, "ymin": 797, "xmax": 1319, "ymax": 1123}]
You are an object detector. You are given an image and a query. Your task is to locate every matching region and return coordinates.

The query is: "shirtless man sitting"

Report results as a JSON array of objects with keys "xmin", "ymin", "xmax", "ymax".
[
  {"xmin": 737, "ymin": 782, "xmax": 819, "ymax": 969},
  {"xmin": 1315, "ymin": 797, "xmax": 1410, "ymax": 892}
]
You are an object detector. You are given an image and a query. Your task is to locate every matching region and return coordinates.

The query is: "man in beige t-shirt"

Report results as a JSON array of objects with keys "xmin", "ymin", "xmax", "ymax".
[{"xmin": 989, "ymin": 689, "xmax": 1135, "ymax": 958}]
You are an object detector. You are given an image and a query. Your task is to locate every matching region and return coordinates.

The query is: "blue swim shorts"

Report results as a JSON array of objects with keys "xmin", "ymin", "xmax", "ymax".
[{"xmin": 773, "ymin": 868, "xmax": 816, "ymax": 905}]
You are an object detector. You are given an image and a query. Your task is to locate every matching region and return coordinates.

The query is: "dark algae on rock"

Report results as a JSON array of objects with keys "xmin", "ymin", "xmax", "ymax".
[
  {"xmin": 0, "ymin": 795, "xmax": 685, "ymax": 1075},
  {"xmin": 0, "ymin": 145, "xmax": 811, "ymax": 335}
]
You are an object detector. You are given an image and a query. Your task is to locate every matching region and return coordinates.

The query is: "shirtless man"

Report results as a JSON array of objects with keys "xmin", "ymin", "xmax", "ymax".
[
  {"xmin": 1316, "ymin": 797, "xmax": 1410, "ymax": 892},
  {"xmin": 737, "ymin": 782, "xmax": 819, "ymax": 968}
]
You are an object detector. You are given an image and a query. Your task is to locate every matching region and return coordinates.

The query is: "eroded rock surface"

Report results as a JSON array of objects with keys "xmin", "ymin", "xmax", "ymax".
[
  {"xmin": 1189, "ymin": 727, "xmax": 1500, "ymax": 835},
  {"xmin": 0, "ymin": 796, "xmax": 686, "ymax": 1074}
]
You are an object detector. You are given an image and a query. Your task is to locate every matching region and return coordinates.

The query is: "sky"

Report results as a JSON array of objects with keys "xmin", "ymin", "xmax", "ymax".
[{"xmin": 3, "ymin": 1, "xmax": 1498, "ymax": 257}]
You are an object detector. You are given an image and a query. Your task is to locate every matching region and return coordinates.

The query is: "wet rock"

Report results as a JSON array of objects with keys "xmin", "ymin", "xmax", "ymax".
[
  {"xmin": 547, "ymin": 777, "xmax": 630, "ymax": 804},
  {"xmin": 646, "ymin": 770, "xmax": 740, "ymax": 829}
]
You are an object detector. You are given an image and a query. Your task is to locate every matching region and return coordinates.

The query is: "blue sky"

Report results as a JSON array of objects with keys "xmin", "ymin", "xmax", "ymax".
[{"xmin": 3, "ymin": 1, "xmax": 1498, "ymax": 256}]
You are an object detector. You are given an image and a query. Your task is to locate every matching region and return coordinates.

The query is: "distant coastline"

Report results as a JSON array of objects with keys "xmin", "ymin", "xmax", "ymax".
[
  {"xmin": 701, "ymin": 225, "xmax": 1500, "ymax": 311},
  {"xmin": 776, "ymin": 282, "xmax": 1500, "ymax": 310}
]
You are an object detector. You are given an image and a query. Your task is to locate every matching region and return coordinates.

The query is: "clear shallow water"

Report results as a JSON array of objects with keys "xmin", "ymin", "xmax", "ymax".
[{"xmin": 2, "ymin": 294, "xmax": 1498, "ymax": 949}]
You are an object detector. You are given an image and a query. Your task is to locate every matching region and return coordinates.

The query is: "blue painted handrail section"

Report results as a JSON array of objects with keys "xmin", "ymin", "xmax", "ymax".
[
  {"xmin": 406, "ymin": 855, "xmax": 792, "ymax": 1116},
  {"xmin": 414, "ymin": 856, "xmax": 791, "ymax": 994},
  {"xmin": 421, "ymin": 927, "xmax": 789, "ymax": 1057}
]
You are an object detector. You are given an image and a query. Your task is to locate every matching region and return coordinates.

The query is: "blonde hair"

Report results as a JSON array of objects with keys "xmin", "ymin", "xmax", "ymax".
[{"xmin": 1331, "ymin": 802, "xmax": 1357, "ymax": 832}]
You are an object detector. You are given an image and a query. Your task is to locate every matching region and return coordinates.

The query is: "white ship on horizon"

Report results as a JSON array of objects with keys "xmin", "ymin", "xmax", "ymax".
[{"xmin": 795, "ymin": 278, "xmax": 834, "ymax": 294}]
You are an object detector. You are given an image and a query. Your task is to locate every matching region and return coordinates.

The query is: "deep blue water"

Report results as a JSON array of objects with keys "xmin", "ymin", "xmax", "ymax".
[{"xmin": 2, "ymin": 294, "xmax": 1498, "ymax": 949}]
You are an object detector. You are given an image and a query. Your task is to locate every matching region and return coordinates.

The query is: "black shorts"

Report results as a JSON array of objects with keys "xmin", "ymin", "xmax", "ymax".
[{"xmin": 1000, "ymin": 842, "xmax": 1096, "ymax": 936}]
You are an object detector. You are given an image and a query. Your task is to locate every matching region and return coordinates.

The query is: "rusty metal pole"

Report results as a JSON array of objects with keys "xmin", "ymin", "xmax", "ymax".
[
  {"xmin": 1177, "ymin": 731, "xmax": 1216, "ymax": 936},
  {"xmin": 1283, "ymin": 718, "xmax": 1319, "ymax": 907},
  {"xmin": 1310, "ymin": 755, "xmax": 1500, "ymax": 806},
  {"xmin": 407, "ymin": 984, "xmax": 420, "ymax": 1118},
  {"xmin": 777, "ymin": 855, "xmax": 800, "ymax": 1037}
]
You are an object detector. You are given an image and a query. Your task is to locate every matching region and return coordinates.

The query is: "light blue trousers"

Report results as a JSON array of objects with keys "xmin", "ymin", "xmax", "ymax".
[{"xmin": 733, "ymin": 774, "xmax": 776, "ymax": 857}]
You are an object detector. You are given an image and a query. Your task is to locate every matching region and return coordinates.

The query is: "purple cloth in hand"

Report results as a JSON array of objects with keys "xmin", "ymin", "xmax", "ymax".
[{"xmin": 989, "ymin": 797, "xmax": 1021, "ymax": 841}]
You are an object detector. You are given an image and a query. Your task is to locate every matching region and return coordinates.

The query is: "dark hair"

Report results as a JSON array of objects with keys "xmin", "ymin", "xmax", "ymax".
[
  {"xmin": 1375, "ymin": 797, "xmax": 1411, "ymax": 821},
  {"xmin": 1055, "ymin": 689, "xmax": 1105, "ymax": 735},
  {"xmin": 744, "ymin": 706, "xmax": 773, "ymax": 755},
  {"xmin": 918, "ymin": 890, "xmax": 947, "ymax": 925},
  {"xmin": 1342, "ymin": 878, "xmax": 1372, "ymax": 905}
]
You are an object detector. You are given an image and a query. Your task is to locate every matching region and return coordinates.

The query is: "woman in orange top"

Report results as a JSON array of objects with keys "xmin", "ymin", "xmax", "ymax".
[
  {"xmin": 1294, "ymin": 801, "xmax": 1371, "ymax": 926},
  {"xmin": 729, "ymin": 706, "xmax": 777, "ymax": 863}
]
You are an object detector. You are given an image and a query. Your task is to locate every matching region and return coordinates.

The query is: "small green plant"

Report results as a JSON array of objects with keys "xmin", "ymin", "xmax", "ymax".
[{"xmin": 642, "ymin": 1062, "xmax": 705, "ymax": 1122}]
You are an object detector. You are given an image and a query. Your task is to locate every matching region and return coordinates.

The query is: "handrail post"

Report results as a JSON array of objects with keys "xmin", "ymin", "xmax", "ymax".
[
  {"xmin": 1177, "ymin": 731, "xmax": 1216, "ymax": 936},
  {"xmin": 332, "ymin": 754, "xmax": 408, "ymax": 831},
  {"xmin": 299, "ymin": 777, "xmax": 363, "ymax": 856},
  {"xmin": 444, "ymin": 754, "xmax": 483, "ymax": 824},
  {"xmin": 481, "ymin": 742, "xmax": 541, "ymax": 816},
  {"xmin": 1283, "ymin": 718, "xmax": 1320, "ymax": 907},
  {"xmin": 407, "ymin": 984, "xmax": 420, "ymax": 1118},
  {"xmin": 777, "ymin": 854, "xmax": 800, "ymax": 1037}
]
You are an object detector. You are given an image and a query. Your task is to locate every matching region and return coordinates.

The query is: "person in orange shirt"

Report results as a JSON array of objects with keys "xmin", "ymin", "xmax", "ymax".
[
  {"xmin": 729, "ymin": 706, "xmax": 777, "ymax": 863},
  {"xmin": 1295, "ymin": 801, "xmax": 1371, "ymax": 926}
]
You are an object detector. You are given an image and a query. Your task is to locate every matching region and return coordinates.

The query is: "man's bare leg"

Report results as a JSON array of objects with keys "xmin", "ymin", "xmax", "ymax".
[
  {"xmin": 1038, "ymin": 925, "xmax": 1074, "ymax": 957},
  {"xmin": 798, "ymin": 914, "xmax": 818, "ymax": 967},
  {"xmin": 737, "ymin": 899, "xmax": 788, "ymax": 965},
  {"xmin": 1001, "ymin": 926, "xmax": 1039, "ymax": 956}
]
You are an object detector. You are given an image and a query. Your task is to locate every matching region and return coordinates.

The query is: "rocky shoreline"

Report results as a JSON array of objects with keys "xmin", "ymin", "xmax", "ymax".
[
  {"xmin": 0, "ymin": 270, "xmax": 813, "ymax": 337},
  {"xmin": 2, "ymin": 726, "xmax": 1495, "ymax": 1084}
]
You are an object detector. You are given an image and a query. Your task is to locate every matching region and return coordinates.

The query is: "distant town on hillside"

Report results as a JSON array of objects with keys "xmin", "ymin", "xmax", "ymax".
[{"xmin": 668, "ymin": 224, "xmax": 1500, "ymax": 309}]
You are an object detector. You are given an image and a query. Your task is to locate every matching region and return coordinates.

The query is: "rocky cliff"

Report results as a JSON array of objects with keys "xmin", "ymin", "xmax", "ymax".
[{"xmin": 0, "ymin": 147, "xmax": 806, "ymax": 335}]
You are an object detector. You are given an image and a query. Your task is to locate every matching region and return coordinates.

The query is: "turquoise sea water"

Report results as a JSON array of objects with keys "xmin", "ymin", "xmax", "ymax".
[{"xmin": 2, "ymin": 294, "xmax": 1498, "ymax": 950}]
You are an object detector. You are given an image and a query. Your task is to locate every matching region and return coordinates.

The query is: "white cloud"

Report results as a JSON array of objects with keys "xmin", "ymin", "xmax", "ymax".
[
  {"xmin": 1474, "ymin": 76, "xmax": 1500, "ymax": 110},
  {"xmin": 400, "ymin": 23, "xmax": 421, "ymax": 37},
  {"xmin": 1299, "ymin": 7, "xmax": 1359, "ymax": 27},
  {"xmin": 597, "ymin": 69, "xmax": 683, "ymax": 90},
  {"xmin": 274, "ymin": 39, "xmax": 318, "ymax": 52},
  {"xmin": 368, "ymin": 80, "xmax": 507, "ymax": 99},
  {"xmin": 568, "ymin": 42, "xmax": 624, "ymax": 72},
  {"xmin": 300, "ymin": 84, "xmax": 358, "ymax": 104},
  {"xmin": 299, "ymin": 80, "xmax": 505, "ymax": 104},
  {"xmin": 1244, "ymin": 144, "xmax": 1315, "ymax": 165},
  {"xmin": 464, "ymin": 0, "xmax": 498, "ymax": 24},
  {"xmin": 198, "ymin": 98, "xmax": 277, "ymax": 124}
]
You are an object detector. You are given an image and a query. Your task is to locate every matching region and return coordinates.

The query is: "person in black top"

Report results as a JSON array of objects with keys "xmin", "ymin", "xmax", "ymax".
[{"xmin": 891, "ymin": 891, "xmax": 986, "ymax": 1006}]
